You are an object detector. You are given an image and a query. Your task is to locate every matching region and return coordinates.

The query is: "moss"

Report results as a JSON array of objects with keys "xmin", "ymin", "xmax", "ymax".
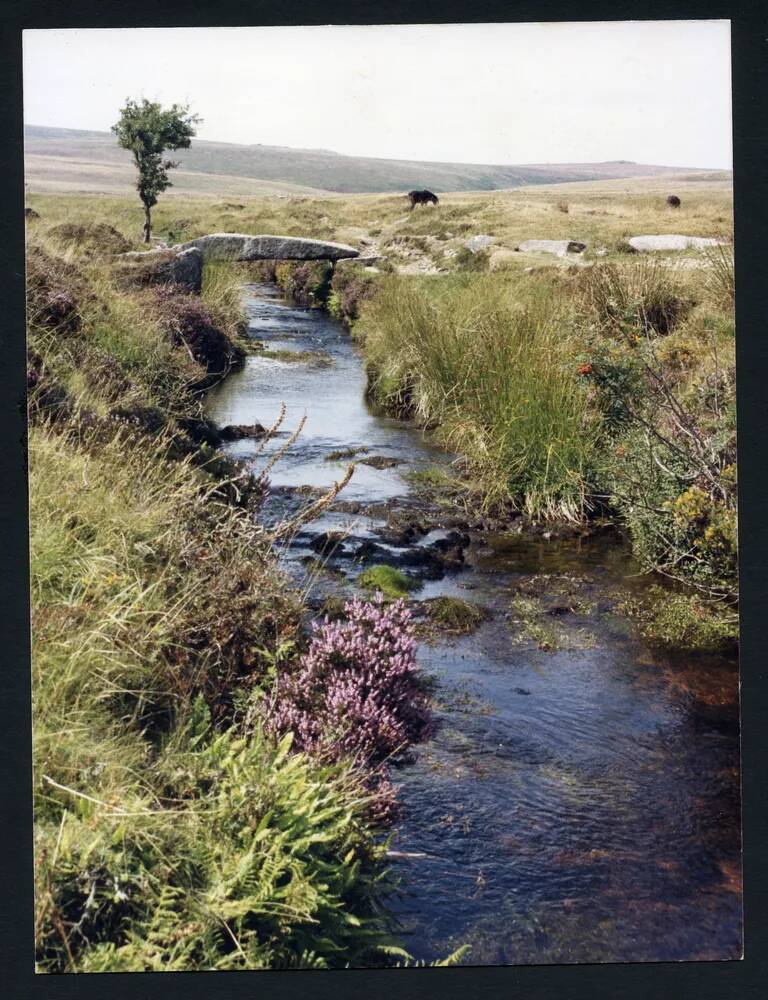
[
  {"xmin": 405, "ymin": 466, "xmax": 454, "ymax": 489},
  {"xmin": 419, "ymin": 596, "xmax": 487, "ymax": 634},
  {"xmin": 358, "ymin": 564, "xmax": 420, "ymax": 599},
  {"xmin": 509, "ymin": 596, "xmax": 562, "ymax": 651},
  {"xmin": 325, "ymin": 447, "xmax": 369, "ymax": 461},
  {"xmin": 274, "ymin": 260, "xmax": 332, "ymax": 306},
  {"xmin": 620, "ymin": 587, "xmax": 738, "ymax": 651}
]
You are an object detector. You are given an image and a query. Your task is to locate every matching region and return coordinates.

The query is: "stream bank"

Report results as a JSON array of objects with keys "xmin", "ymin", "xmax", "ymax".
[{"xmin": 205, "ymin": 280, "xmax": 742, "ymax": 965}]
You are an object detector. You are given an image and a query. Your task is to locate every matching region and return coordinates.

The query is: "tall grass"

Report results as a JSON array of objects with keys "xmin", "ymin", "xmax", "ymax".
[
  {"xmin": 357, "ymin": 273, "xmax": 598, "ymax": 519},
  {"xmin": 30, "ymin": 417, "xmax": 408, "ymax": 971}
]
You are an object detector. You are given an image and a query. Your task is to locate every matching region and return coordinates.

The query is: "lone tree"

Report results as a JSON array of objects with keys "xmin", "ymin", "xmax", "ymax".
[{"xmin": 112, "ymin": 99, "xmax": 201, "ymax": 242}]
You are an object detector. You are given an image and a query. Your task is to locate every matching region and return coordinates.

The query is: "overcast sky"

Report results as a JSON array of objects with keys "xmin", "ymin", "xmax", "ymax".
[{"xmin": 23, "ymin": 22, "xmax": 732, "ymax": 168}]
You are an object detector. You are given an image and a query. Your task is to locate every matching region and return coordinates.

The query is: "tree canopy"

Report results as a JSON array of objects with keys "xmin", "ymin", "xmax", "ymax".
[{"xmin": 112, "ymin": 99, "xmax": 201, "ymax": 239}]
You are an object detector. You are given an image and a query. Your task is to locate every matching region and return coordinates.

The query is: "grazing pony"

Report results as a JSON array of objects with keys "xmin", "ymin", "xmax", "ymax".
[
  {"xmin": 666, "ymin": 194, "xmax": 681, "ymax": 208},
  {"xmin": 407, "ymin": 189, "xmax": 439, "ymax": 210}
]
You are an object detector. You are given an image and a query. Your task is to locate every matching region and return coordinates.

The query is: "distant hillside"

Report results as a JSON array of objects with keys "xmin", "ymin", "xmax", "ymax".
[{"xmin": 24, "ymin": 125, "xmax": 728, "ymax": 196}]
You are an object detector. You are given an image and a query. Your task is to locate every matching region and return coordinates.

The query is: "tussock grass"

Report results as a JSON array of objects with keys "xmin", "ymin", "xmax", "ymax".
[
  {"xmin": 358, "ymin": 272, "xmax": 598, "ymax": 519},
  {"xmin": 574, "ymin": 258, "xmax": 693, "ymax": 338}
]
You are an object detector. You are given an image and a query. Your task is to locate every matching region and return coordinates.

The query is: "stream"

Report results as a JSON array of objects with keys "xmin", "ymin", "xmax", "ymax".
[{"xmin": 205, "ymin": 281, "xmax": 742, "ymax": 966}]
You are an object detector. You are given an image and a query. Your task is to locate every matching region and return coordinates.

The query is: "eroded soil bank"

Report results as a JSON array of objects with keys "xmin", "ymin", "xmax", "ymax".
[{"xmin": 206, "ymin": 282, "xmax": 742, "ymax": 965}]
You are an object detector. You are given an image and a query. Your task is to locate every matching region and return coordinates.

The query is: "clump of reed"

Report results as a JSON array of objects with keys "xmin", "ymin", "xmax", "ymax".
[{"xmin": 357, "ymin": 272, "xmax": 599, "ymax": 520}]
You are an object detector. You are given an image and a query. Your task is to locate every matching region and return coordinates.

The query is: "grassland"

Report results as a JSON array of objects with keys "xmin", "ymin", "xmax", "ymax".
[{"xmin": 26, "ymin": 177, "xmax": 733, "ymax": 264}]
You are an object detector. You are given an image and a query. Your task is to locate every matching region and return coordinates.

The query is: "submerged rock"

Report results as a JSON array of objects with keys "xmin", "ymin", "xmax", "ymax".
[
  {"xmin": 218, "ymin": 422, "xmax": 266, "ymax": 441},
  {"xmin": 358, "ymin": 455, "xmax": 400, "ymax": 470}
]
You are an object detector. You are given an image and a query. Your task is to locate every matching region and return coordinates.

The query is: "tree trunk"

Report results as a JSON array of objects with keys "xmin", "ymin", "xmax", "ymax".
[{"xmin": 143, "ymin": 203, "xmax": 152, "ymax": 243}]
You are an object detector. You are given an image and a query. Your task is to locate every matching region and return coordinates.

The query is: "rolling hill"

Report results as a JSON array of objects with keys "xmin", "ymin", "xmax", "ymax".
[{"xmin": 24, "ymin": 124, "xmax": 730, "ymax": 196}]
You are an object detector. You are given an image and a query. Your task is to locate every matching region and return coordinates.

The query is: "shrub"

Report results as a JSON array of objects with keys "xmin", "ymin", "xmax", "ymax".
[
  {"xmin": 264, "ymin": 597, "xmax": 432, "ymax": 818},
  {"xmin": 152, "ymin": 288, "xmax": 244, "ymax": 376},
  {"xmin": 330, "ymin": 266, "xmax": 378, "ymax": 324},
  {"xmin": 26, "ymin": 244, "xmax": 92, "ymax": 335},
  {"xmin": 274, "ymin": 260, "xmax": 332, "ymax": 306},
  {"xmin": 46, "ymin": 222, "xmax": 133, "ymax": 257}
]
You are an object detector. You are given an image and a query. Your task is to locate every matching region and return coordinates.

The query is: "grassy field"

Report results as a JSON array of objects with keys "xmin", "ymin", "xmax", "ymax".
[{"xmin": 27, "ymin": 179, "xmax": 733, "ymax": 262}]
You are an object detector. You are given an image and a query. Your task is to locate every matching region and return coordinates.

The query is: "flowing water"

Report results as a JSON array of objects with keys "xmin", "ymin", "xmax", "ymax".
[{"xmin": 205, "ymin": 282, "xmax": 742, "ymax": 966}]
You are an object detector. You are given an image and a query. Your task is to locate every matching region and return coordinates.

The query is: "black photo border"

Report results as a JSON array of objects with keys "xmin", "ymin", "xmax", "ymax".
[{"xmin": 1, "ymin": 3, "xmax": 765, "ymax": 998}]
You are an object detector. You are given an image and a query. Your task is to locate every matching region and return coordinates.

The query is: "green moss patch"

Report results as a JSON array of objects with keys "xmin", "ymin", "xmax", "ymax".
[
  {"xmin": 620, "ymin": 587, "xmax": 737, "ymax": 652},
  {"xmin": 358, "ymin": 564, "xmax": 420, "ymax": 599},
  {"xmin": 418, "ymin": 596, "xmax": 488, "ymax": 635}
]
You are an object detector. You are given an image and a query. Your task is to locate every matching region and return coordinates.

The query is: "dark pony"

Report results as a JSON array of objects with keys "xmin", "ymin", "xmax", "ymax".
[{"xmin": 407, "ymin": 189, "xmax": 439, "ymax": 210}]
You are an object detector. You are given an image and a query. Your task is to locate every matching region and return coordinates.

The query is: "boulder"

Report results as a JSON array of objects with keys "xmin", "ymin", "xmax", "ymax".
[
  {"xmin": 626, "ymin": 234, "xmax": 728, "ymax": 252},
  {"xmin": 464, "ymin": 234, "xmax": 495, "ymax": 253},
  {"xmin": 517, "ymin": 239, "xmax": 587, "ymax": 257},
  {"xmin": 117, "ymin": 247, "xmax": 204, "ymax": 293},
  {"xmin": 174, "ymin": 233, "xmax": 360, "ymax": 262},
  {"xmin": 218, "ymin": 422, "xmax": 266, "ymax": 441}
]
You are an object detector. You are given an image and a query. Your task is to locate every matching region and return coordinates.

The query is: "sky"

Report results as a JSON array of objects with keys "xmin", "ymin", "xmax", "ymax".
[{"xmin": 23, "ymin": 22, "xmax": 732, "ymax": 168}]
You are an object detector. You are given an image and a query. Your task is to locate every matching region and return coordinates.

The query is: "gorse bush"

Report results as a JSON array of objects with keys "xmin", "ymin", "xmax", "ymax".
[
  {"xmin": 577, "ymin": 252, "xmax": 737, "ymax": 611},
  {"xmin": 357, "ymin": 272, "xmax": 599, "ymax": 519}
]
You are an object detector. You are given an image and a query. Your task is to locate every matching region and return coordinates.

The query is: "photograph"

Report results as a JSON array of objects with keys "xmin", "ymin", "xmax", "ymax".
[{"xmin": 22, "ymin": 20, "xmax": 742, "ymax": 973}]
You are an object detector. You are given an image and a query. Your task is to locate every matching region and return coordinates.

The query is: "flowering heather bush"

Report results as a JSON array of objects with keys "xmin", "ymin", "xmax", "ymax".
[
  {"xmin": 152, "ymin": 288, "xmax": 244, "ymax": 375},
  {"xmin": 265, "ymin": 596, "xmax": 432, "ymax": 819}
]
